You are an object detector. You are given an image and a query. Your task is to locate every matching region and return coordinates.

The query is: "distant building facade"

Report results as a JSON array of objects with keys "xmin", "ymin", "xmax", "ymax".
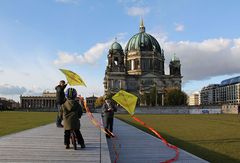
[
  {"xmin": 104, "ymin": 19, "xmax": 182, "ymax": 106},
  {"xmin": 188, "ymin": 92, "xmax": 200, "ymax": 106},
  {"xmin": 200, "ymin": 76, "xmax": 240, "ymax": 105},
  {"xmin": 86, "ymin": 95, "xmax": 98, "ymax": 111},
  {"xmin": 20, "ymin": 91, "xmax": 56, "ymax": 110},
  {"xmin": 200, "ymin": 84, "xmax": 219, "ymax": 105}
]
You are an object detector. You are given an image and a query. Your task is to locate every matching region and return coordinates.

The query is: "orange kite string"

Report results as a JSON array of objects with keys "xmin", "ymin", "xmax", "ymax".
[
  {"xmin": 83, "ymin": 100, "xmax": 120, "ymax": 163},
  {"xmin": 132, "ymin": 115, "xmax": 179, "ymax": 163}
]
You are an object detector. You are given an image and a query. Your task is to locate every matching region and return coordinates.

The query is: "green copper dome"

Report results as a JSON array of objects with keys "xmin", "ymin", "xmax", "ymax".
[
  {"xmin": 125, "ymin": 32, "xmax": 161, "ymax": 53},
  {"xmin": 110, "ymin": 41, "xmax": 123, "ymax": 50},
  {"xmin": 125, "ymin": 19, "xmax": 161, "ymax": 53}
]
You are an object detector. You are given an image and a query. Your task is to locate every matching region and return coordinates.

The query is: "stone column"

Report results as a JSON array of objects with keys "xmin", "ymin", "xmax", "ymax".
[
  {"xmin": 155, "ymin": 92, "xmax": 158, "ymax": 107},
  {"xmin": 161, "ymin": 93, "xmax": 164, "ymax": 106},
  {"xmin": 111, "ymin": 80, "xmax": 114, "ymax": 89},
  {"xmin": 106, "ymin": 81, "xmax": 109, "ymax": 90},
  {"xmin": 52, "ymin": 100, "xmax": 54, "ymax": 109},
  {"xmin": 47, "ymin": 100, "xmax": 49, "ymax": 108},
  {"xmin": 51, "ymin": 100, "xmax": 53, "ymax": 109},
  {"xmin": 131, "ymin": 60, "xmax": 134, "ymax": 70}
]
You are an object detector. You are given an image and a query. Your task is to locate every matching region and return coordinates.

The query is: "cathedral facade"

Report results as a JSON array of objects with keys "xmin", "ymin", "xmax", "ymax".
[{"xmin": 103, "ymin": 20, "xmax": 182, "ymax": 106}]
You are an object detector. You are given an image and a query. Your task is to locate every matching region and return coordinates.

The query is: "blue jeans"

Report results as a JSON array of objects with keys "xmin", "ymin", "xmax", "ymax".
[{"xmin": 56, "ymin": 104, "xmax": 62, "ymax": 126}]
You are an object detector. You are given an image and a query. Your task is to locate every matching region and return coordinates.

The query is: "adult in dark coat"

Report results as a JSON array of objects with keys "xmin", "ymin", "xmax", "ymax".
[
  {"xmin": 55, "ymin": 80, "xmax": 67, "ymax": 127},
  {"xmin": 102, "ymin": 99, "xmax": 117, "ymax": 138},
  {"xmin": 59, "ymin": 88, "xmax": 85, "ymax": 149}
]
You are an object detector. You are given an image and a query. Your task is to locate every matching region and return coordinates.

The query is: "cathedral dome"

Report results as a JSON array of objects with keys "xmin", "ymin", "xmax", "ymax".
[
  {"xmin": 125, "ymin": 33, "xmax": 161, "ymax": 53},
  {"xmin": 110, "ymin": 41, "xmax": 123, "ymax": 50},
  {"xmin": 125, "ymin": 19, "xmax": 161, "ymax": 53}
]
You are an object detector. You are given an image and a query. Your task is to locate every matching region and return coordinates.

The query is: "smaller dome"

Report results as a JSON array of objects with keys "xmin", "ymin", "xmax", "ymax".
[{"xmin": 110, "ymin": 42, "xmax": 123, "ymax": 50}]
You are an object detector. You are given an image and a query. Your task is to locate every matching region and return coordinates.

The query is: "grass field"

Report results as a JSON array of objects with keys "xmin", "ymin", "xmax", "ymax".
[
  {"xmin": 0, "ymin": 112, "xmax": 56, "ymax": 137},
  {"xmin": 116, "ymin": 114, "xmax": 240, "ymax": 163}
]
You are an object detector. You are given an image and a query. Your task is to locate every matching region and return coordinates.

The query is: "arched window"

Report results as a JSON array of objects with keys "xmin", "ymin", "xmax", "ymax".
[
  {"xmin": 114, "ymin": 57, "xmax": 119, "ymax": 65},
  {"xmin": 113, "ymin": 80, "xmax": 120, "ymax": 89},
  {"xmin": 134, "ymin": 59, "xmax": 139, "ymax": 69}
]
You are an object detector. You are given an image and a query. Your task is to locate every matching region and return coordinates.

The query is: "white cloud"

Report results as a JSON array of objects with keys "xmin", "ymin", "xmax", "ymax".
[
  {"xmin": 0, "ymin": 84, "xmax": 27, "ymax": 95},
  {"xmin": 54, "ymin": 41, "xmax": 112, "ymax": 65},
  {"xmin": 118, "ymin": 0, "xmax": 146, "ymax": 6},
  {"xmin": 174, "ymin": 23, "xmax": 184, "ymax": 32},
  {"xmin": 231, "ymin": 38, "xmax": 240, "ymax": 51},
  {"xmin": 160, "ymin": 38, "xmax": 240, "ymax": 82},
  {"xmin": 115, "ymin": 32, "xmax": 128, "ymax": 41},
  {"xmin": 127, "ymin": 6, "xmax": 150, "ymax": 16},
  {"xmin": 147, "ymin": 32, "xmax": 240, "ymax": 93},
  {"xmin": 149, "ymin": 30, "xmax": 168, "ymax": 45},
  {"xmin": 118, "ymin": 0, "xmax": 150, "ymax": 17},
  {"xmin": 55, "ymin": 0, "xmax": 80, "ymax": 5},
  {"xmin": 0, "ymin": 84, "xmax": 45, "ymax": 102},
  {"xmin": 0, "ymin": 68, "xmax": 3, "ymax": 73},
  {"xmin": 53, "ymin": 52, "xmax": 76, "ymax": 65}
]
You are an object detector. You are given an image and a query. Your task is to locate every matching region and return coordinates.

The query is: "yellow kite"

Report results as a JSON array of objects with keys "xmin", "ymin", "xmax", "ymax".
[
  {"xmin": 112, "ymin": 90, "xmax": 138, "ymax": 115},
  {"xmin": 59, "ymin": 69, "xmax": 87, "ymax": 87}
]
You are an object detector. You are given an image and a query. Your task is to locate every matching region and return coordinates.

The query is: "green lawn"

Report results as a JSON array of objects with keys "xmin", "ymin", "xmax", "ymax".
[
  {"xmin": 116, "ymin": 114, "xmax": 240, "ymax": 163},
  {"xmin": 0, "ymin": 112, "xmax": 56, "ymax": 137}
]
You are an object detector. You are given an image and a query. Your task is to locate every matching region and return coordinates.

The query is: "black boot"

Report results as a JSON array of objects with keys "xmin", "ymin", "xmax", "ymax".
[
  {"xmin": 81, "ymin": 144, "xmax": 86, "ymax": 148},
  {"xmin": 66, "ymin": 144, "xmax": 70, "ymax": 149}
]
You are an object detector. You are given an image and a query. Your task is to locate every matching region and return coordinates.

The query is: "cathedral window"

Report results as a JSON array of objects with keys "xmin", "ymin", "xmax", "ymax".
[
  {"xmin": 113, "ymin": 80, "xmax": 120, "ymax": 89},
  {"xmin": 149, "ymin": 59, "xmax": 153, "ymax": 70},
  {"xmin": 127, "ymin": 60, "xmax": 131, "ymax": 70},
  {"xmin": 114, "ymin": 57, "xmax": 118, "ymax": 65},
  {"xmin": 131, "ymin": 60, "xmax": 134, "ymax": 70},
  {"xmin": 134, "ymin": 59, "xmax": 139, "ymax": 69},
  {"xmin": 142, "ymin": 59, "xmax": 149, "ymax": 71}
]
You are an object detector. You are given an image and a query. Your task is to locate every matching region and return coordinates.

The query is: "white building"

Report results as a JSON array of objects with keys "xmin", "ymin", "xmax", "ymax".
[
  {"xmin": 188, "ymin": 92, "xmax": 200, "ymax": 106},
  {"xmin": 20, "ymin": 91, "xmax": 56, "ymax": 110}
]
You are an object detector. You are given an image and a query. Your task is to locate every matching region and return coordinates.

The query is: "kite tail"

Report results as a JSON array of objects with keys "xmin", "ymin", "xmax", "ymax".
[
  {"xmin": 84, "ymin": 102, "xmax": 120, "ymax": 163},
  {"xmin": 131, "ymin": 115, "xmax": 179, "ymax": 163}
]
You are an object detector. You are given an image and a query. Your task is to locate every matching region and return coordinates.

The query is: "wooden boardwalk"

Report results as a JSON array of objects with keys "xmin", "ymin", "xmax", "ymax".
[
  {"xmin": 107, "ymin": 118, "xmax": 209, "ymax": 163},
  {"xmin": 0, "ymin": 113, "xmax": 111, "ymax": 163},
  {"xmin": 0, "ymin": 113, "xmax": 209, "ymax": 163}
]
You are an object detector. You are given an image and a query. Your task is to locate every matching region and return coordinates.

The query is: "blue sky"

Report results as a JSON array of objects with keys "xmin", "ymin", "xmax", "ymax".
[{"xmin": 1, "ymin": 0, "xmax": 240, "ymax": 101}]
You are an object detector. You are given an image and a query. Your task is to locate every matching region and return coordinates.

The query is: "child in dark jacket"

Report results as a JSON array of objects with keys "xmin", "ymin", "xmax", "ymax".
[{"xmin": 59, "ymin": 88, "xmax": 85, "ymax": 149}]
